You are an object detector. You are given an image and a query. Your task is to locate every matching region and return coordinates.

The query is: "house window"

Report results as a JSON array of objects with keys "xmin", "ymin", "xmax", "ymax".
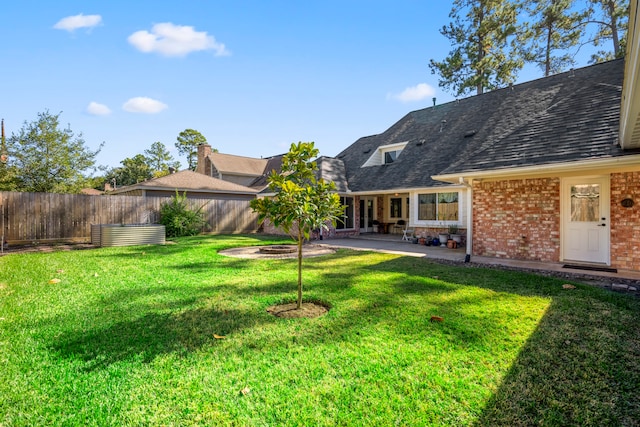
[
  {"xmin": 390, "ymin": 198, "xmax": 402, "ymax": 218},
  {"xmin": 384, "ymin": 150, "xmax": 400, "ymax": 164},
  {"xmin": 418, "ymin": 192, "xmax": 459, "ymax": 221},
  {"xmin": 336, "ymin": 196, "xmax": 354, "ymax": 229}
]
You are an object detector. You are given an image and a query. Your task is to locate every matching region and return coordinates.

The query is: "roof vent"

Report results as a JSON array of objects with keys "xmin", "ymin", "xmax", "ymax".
[
  {"xmin": 440, "ymin": 120, "xmax": 447, "ymax": 133},
  {"xmin": 416, "ymin": 139, "xmax": 425, "ymax": 146},
  {"xmin": 363, "ymin": 148, "xmax": 371, "ymax": 154},
  {"xmin": 464, "ymin": 130, "xmax": 476, "ymax": 138}
]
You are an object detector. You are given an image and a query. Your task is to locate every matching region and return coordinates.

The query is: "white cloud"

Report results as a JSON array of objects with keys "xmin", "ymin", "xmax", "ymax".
[
  {"xmin": 86, "ymin": 102, "xmax": 111, "ymax": 116},
  {"xmin": 122, "ymin": 97, "xmax": 168, "ymax": 114},
  {"xmin": 128, "ymin": 22, "xmax": 229, "ymax": 57},
  {"xmin": 388, "ymin": 83, "xmax": 436, "ymax": 102},
  {"xmin": 53, "ymin": 14, "xmax": 102, "ymax": 32}
]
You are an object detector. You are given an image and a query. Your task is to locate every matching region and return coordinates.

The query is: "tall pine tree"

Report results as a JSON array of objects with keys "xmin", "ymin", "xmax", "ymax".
[
  {"xmin": 521, "ymin": 0, "xmax": 585, "ymax": 76},
  {"xmin": 429, "ymin": 0, "xmax": 523, "ymax": 96}
]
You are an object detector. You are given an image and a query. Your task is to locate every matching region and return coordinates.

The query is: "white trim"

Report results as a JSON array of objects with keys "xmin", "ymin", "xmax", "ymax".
[
  {"xmin": 349, "ymin": 184, "xmax": 466, "ymax": 196},
  {"xmin": 411, "ymin": 189, "xmax": 464, "ymax": 227},
  {"xmin": 620, "ymin": 0, "xmax": 640, "ymax": 149},
  {"xmin": 432, "ymin": 155, "xmax": 640, "ymax": 183}
]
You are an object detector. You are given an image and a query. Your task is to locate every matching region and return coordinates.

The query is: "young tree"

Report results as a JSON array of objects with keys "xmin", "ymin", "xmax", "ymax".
[
  {"xmin": 144, "ymin": 141, "xmax": 181, "ymax": 177},
  {"xmin": 521, "ymin": 0, "xmax": 585, "ymax": 76},
  {"xmin": 250, "ymin": 142, "xmax": 344, "ymax": 310},
  {"xmin": 4, "ymin": 111, "xmax": 102, "ymax": 193},
  {"xmin": 175, "ymin": 129, "xmax": 209, "ymax": 171},
  {"xmin": 429, "ymin": 0, "xmax": 523, "ymax": 96}
]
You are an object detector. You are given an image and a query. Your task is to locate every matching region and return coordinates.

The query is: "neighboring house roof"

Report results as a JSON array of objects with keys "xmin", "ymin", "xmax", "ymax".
[
  {"xmin": 80, "ymin": 188, "xmax": 103, "ymax": 195},
  {"xmin": 337, "ymin": 59, "xmax": 640, "ymax": 193},
  {"xmin": 245, "ymin": 154, "xmax": 286, "ymax": 189},
  {"xmin": 208, "ymin": 152, "xmax": 270, "ymax": 176},
  {"xmin": 109, "ymin": 170, "xmax": 259, "ymax": 195}
]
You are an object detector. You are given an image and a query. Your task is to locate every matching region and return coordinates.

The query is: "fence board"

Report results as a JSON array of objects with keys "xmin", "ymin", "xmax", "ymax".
[{"xmin": 0, "ymin": 191, "xmax": 259, "ymax": 244}]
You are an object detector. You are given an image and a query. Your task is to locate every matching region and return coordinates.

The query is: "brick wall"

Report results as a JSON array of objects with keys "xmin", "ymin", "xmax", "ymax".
[
  {"xmin": 473, "ymin": 178, "xmax": 560, "ymax": 261},
  {"xmin": 610, "ymin": 172, "xmax": 640, "ymax": 270}
]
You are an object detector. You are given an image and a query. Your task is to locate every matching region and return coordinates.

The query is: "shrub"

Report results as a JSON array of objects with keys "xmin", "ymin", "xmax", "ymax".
[{"xmin": 160, "ymin": 191, "xmax": 209, "ymax": 237}]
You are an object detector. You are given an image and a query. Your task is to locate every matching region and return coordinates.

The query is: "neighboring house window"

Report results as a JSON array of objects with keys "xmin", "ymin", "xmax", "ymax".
[
  {"xmin": 390, "ymin": 197, "xmax": 402, "ymax": 218},
  {"xmin": 418, "ymin": 192, "xmax": 459, "ymax": 221},
  {"xmin": 336, "ymin": 196, "xmax": 354, "ymax": 229}
]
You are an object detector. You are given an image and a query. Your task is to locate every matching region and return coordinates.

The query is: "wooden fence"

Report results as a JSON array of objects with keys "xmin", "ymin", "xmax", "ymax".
[{"xmin": 0, "ymin": 191, "xmax": 259, "ymax": 244}]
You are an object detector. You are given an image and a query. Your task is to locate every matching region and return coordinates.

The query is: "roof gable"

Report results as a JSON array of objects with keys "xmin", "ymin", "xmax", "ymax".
[{"xmin": 208, "ymin": 152, "xmax": 269, "ymax": 176}]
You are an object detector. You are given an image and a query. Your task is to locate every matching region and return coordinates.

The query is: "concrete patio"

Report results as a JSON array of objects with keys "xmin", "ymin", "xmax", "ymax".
[{"xmin": 313, "ymin": 233, "xmax": 640, "ymax": 286}]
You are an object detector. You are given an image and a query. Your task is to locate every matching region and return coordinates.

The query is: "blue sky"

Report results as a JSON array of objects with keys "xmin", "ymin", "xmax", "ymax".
[{"xmin": 1, "ymin": 1, "xmax": 602, "ymax": 171}]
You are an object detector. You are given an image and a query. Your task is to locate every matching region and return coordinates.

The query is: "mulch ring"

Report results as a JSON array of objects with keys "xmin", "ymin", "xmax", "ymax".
[
  {"xmin": 267, "ymin": 301, "xmax": 330, "ymax": 318},
  {"xmin": 219, "ymin": 244, "xmax": 336, "ymax": 259}
]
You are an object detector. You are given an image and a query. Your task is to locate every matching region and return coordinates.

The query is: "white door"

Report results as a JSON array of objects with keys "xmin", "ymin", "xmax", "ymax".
[{"xmin": 562, "ymin": 176, "xmax": 610, "ymax": 264}]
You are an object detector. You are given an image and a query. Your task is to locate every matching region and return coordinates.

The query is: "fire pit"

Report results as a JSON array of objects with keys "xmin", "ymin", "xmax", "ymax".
[{"xmin": 258, "ymin": 245, "xmax": 297, "ymax": 254}]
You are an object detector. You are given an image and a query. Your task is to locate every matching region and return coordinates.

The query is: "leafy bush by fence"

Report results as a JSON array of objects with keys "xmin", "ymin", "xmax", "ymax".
[{"xmin": 0, "ymin": 191, "xmax": 258, "ymax": 244}]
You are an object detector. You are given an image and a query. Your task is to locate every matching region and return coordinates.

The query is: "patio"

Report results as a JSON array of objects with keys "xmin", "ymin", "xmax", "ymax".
[{"xmin": 316, "ymin": 233, "xmax": 640, "ymax": 286}]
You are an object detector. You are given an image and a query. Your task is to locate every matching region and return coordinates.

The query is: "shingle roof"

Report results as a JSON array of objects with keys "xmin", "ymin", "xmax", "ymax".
[
  {"xmin": 337, "ymin": 59, "xmax": 640, "ymax": 192},
  {"xmin": 316, "ymin": 156, "xmax": 350, "ymax": 192},
  {"xmin": 247, "ymin": 154, "xmax": 285, "ymax": 189},
  {"xmin": 111, "ymin": 170, "xmax": 258, "ymax": 194},
  {"xmin": 208, "ymin": 152, "xmax": 269, "ymax": 176}
]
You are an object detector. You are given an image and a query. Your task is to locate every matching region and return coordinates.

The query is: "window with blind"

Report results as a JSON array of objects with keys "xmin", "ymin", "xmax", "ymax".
[{"xmin": 417, "ymin": 192, "xmax": 459, "ymax": 221}]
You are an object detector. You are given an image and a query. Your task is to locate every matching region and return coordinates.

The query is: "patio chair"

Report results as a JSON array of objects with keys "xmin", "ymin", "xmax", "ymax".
[
  {"xmin": 393, "ymin": 220, "xmax": 406, "ymax": 235},
  {"xmin": 401, "ymin": 223, "xmax": 414, "ymax": 241}
]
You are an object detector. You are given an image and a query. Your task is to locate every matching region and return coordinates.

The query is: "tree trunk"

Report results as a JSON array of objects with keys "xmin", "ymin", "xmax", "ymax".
[
  {"xmin": 606, "ymin": 0, "xmax": 620, "ymax": 56},
  {"xmin": 297, "ymin": 228, "xmax": 303, "ymax": 309}
]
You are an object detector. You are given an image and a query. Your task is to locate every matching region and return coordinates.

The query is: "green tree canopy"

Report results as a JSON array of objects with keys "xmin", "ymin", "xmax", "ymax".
[
  {"xmin": 250, "ymin": 142, "xmax": 344, "ymax": 310},
  {"xmin": 175, "ymin": 129, "xmax": 209, "ymax": 171},
  {"xmin": 106, "ymin": 154, "xmax": 153, "ymax": 188},
  {"xmin": 1, "ymin": 111, "xmax": 102, "ymax": 193},
  {"xmin": 144, "ymin": 141, "xmax": 181, "ymax": 178},
  {"xmin": 429, "ymin": 0, "xmax": 523, "ymax": 96}
]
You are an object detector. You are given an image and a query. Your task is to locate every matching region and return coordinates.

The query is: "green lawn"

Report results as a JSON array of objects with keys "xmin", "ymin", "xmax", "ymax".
[{"xmin": 1, "ymin": 235, "xmax": 638, "ymax": 426}]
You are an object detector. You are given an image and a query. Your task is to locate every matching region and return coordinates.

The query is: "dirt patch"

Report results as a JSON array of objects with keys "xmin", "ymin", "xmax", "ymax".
[
  {"xmin": 266, "ymin": 302, "xmax": 329, "ymax": 318},
  {"xmin": 259, "ymin": 245, "xmax": 297, "ymax": 254},
  {"xmin": 219, "ymin": 244, "xmax": 335, "ymax": 259},
  {"xmin": 0, "ymin": 243, "xmax": 96, "ymax": 256}
]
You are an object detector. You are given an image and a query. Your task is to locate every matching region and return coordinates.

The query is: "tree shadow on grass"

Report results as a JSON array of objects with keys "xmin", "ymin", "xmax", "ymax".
[
  {"xmin": 474, "ymin": 296, "xmax": 640, "ymax": 426},
  {"xmin": 367, "ymin": 257, "xmax": 640, "ymax": 425},
  {"xmin": 51, "ymin": 305, "xmax": 272, "ymax": 371}
]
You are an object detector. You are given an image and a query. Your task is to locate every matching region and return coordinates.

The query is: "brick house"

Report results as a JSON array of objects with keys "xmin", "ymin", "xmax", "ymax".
[
  {"xmin": 333, "ymin": 58, "xmax": 640, "ymax": 272},
  {"xmin": 195, "ymin": 10, "xmax": 640, "ymax": 272}
]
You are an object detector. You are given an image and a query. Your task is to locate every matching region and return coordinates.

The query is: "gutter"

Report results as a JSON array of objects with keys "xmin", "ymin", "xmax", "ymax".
[{"xmin": 432, "ymin": 155, "xmax": 640, "ymax": 183}]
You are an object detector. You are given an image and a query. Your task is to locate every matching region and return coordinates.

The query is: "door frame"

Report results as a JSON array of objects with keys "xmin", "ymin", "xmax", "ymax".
[
  {"xmin": 560, "ymin": 175, "xmax": 610, "ymax": 265},
  {"xmin": 359, "ymin": 197, "xmax": 376, "ymax": 233}
]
